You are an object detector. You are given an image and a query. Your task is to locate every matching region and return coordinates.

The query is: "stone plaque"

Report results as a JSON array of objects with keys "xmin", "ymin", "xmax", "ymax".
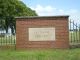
[{"xmin": 29, "ymin": 28, "xmax": 55, "ymax": 41}]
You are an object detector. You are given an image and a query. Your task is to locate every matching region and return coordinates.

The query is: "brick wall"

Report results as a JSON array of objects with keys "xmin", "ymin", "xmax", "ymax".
[{"xmin": 16, "ymin": 16, "xmax": 69, "ymax": 49}]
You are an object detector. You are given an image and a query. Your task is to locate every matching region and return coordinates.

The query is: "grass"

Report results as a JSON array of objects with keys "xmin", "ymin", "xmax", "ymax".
[{"xmin": 0, "ymin": 48, "xmax": 80, "ymax": 60}]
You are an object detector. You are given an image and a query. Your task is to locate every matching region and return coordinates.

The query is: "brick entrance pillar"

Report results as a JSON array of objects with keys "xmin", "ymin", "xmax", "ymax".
[{"xmin": 16, "ymin": 16, "xmax": 69, "ymax": 49}]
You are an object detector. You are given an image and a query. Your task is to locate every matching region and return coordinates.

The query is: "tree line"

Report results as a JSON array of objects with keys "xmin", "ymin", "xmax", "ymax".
[{"xmin": 0, "ymin": 0, "xmax": 37, "ymax": 35}]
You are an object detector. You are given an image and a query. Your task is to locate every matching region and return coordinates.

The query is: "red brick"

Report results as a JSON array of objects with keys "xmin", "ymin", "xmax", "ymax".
[{"xmin": 16, "ymin": 16, "xmax": 69, "ymax": 49}]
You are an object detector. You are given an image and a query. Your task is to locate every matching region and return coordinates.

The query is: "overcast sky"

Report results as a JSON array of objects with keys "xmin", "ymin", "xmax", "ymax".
[{"xmin": 21, "ymin": 0, "xmax": 80, "ymax": 24}]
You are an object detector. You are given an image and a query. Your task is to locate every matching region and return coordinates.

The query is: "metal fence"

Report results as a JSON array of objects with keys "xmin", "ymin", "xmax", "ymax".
[
  {"xmin": 0, "ymin": 17, "xmax": 16, "ymax": 49},
  {"xmin": 69, "ymin": 20, "xmax": 80, "ymax": 45}
]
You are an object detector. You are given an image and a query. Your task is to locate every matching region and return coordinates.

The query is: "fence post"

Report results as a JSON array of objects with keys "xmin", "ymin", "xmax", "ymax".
[
  {"xmin": 73, "ymin": 21, "xmax": 75, "ymax": 43},
  {"xmin": 79, "ymin": 24, "xmax": 80, "ymax": 42},
  {"xmin": 76, "ymin": 23, "xmax": 77, "ymax": 43},
  {"xmin": 70, "ymin": 20, "xmax": 72, "ymax": 43}
]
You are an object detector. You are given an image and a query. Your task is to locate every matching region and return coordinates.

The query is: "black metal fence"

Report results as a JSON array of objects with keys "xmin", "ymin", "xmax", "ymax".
[
  {"xmin": 0, "ymin": 17, "xmax": 16, "ymax": 49},
  {"xmin": 69, "ymin": 20, "xmax": 80, "ymax": 45}
]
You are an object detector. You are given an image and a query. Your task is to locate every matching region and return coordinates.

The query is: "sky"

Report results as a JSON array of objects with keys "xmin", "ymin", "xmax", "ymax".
[{"xmin": 21, "ymin": 0, "xmax": 80, "ymax": 24}]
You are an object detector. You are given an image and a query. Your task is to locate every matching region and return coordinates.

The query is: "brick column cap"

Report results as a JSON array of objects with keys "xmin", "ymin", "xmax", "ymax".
[{"xmin": 15, "ymin": 15, "xmax": 69, "ymax": 20}]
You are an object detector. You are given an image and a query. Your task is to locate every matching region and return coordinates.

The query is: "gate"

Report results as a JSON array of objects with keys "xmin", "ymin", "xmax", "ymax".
[
  {"xmin": 69, "ymin": 20, "xmax": 80, "ymax": 47},
  {"xmin": 0, "ymin": 17, "xmax": 16, "ymax": 49}
]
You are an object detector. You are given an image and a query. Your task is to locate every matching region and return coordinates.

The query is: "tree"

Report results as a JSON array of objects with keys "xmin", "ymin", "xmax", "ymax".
[{"xmin": 0, "ymin": 0, "xmax": 37, "ymax": 34}]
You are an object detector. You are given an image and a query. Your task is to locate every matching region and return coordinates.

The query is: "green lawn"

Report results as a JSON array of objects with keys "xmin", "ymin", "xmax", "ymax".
[{"xmin": 0, "ymin": 48, "xmax": 80, "ymax": 60}]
